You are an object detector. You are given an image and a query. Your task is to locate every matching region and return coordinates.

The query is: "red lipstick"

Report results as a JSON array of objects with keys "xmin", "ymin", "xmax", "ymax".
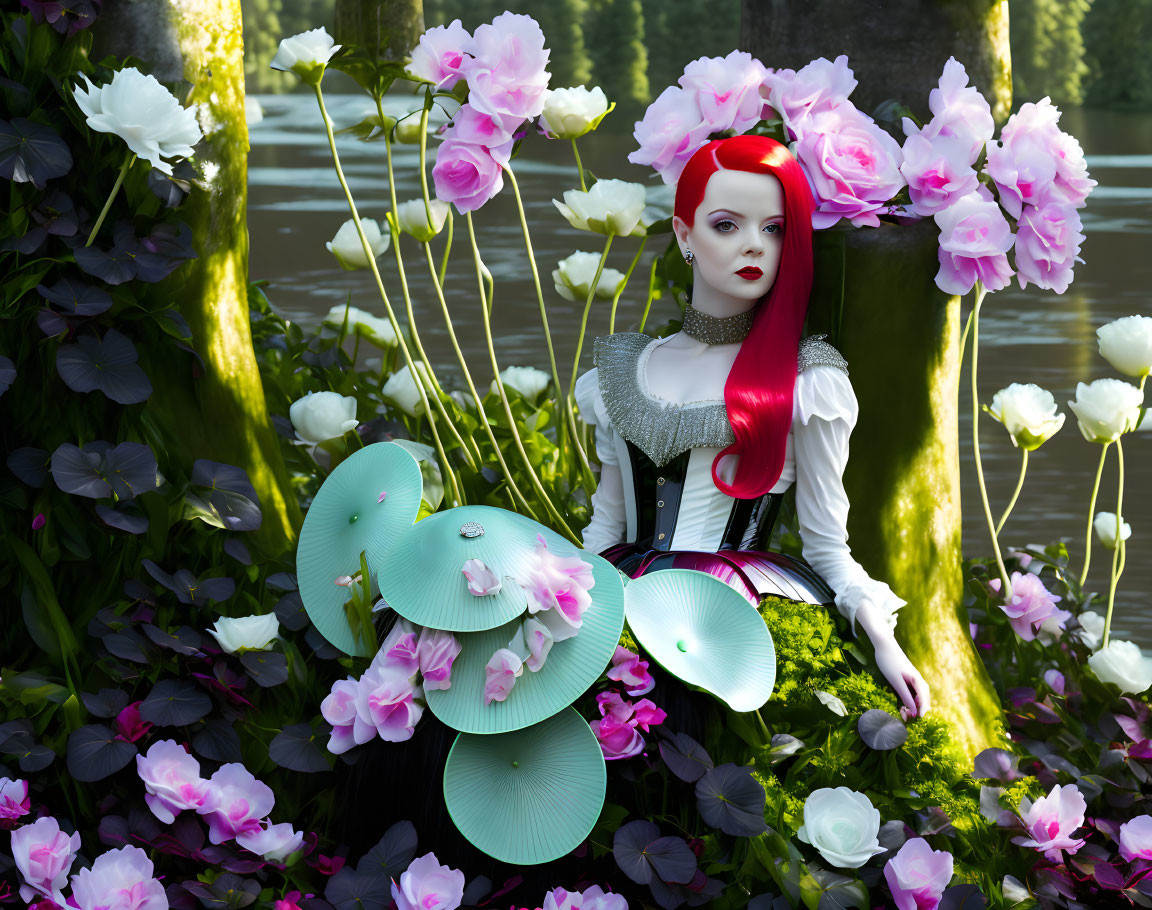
[{"xmin": 736, "ymin": 267, "xmax": 763, "ymax": 280}]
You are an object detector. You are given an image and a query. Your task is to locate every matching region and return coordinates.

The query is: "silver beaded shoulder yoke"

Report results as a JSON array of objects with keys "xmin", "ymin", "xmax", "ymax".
[{"xmin": 592, "ymin": 333, "xmax": 849, "ymax": 468}]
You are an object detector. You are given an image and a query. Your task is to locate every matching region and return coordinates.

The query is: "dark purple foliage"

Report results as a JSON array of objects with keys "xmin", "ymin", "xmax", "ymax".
[
  {"xmin": 183, "ymin": 875, "xmax": 261, "ymax": 909},
  {"xmin": 0, "ymin": 356, "xmax": 14, "ymax": 397},
  {"xmin": 695, "ymin": 764, "xmax": 767, "ymax": 836},
  {"xmin": 324, "ymin": 867, "xmax": 391, "ymax": 910},
  {"xmin": 81, "ymin": 688, "xmax": 130, "ymax": 718},
  {"xmin": 50, "ymin": 440, "xmax": 157, "ymax": 499},
  {"xmin": 66, "ymin": 724, "xmax": 137, "ymax": 781},
  {"xmin": 269, "ymin": 723, "xmax": 331, "ymax": 773},
  {"xmin": 224, "ymin": 539, "xmax": 251, "ymax": 565},
  {"xmin": 37, "ymin": 276, "xmax": 112, "ymax": 316},
  {"xmin": 355, "ymin": 820, "xmax": 417, "ymax": 879},
  {"xmin": 56, "ymin": 328, "xmax": 152, "ymax": 403},
  {"xmin": 139, "ymin": 679, "xmax": 212, "ymax": 727},
  {"xmin": 191, "ymin": 720, "xmax": 243, "ymax": 763},
  {"xmin": 240, "ymin": 650, "xmax": 288, "ymax": 688},
  {"xmin": 7, "ymin": 447, "xmax": 49, "ymax": 488},
  {"xmin": 613, "ymin": 820, "xmax": 696, "ymax": 886},
  {"xmin": 658, "ymin": 731, "xmax": 713, "ymax": 782},
  {"xmin": 0, "ymin": 117, "xmax": 72, "ymax": 187},
  {"xmin": 142, "ymin": 624, "xmax": 205, "ymax": 657},
  {"xmin": 19, "ymin": 0, "xmax": 101, "ymax": 35},
  {"xmin": 274, "ymin": 591, "xmax": 309, "ymax": 632},
  {"xmin": 971, "ymin": 747, "xmax": 1023, "ymax": 783},
  {"xmin": 186, "ymin": 459, "xmax": 263, "ymax": 532},
  {"xmin": 142, "ymin": 559, "xmax": 235, "ymax": 606},
  {"xmin": 95, "ymin": 504, "xmax": 149, "ymax": 534}
]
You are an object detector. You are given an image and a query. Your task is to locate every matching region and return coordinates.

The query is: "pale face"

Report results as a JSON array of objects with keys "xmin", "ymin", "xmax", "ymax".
[{"xmin": 672, "ymin": 169, "xmax": 786, "ymax": 311}]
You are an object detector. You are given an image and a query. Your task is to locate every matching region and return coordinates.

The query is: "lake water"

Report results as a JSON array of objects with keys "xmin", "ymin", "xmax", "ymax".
[{"xmin": 247, "ymin": 94, "xmax": 1152, "ymax": 646}]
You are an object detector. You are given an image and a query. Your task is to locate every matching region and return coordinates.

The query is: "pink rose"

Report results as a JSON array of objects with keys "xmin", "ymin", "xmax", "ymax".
[
  {"xmin": 11, "ymin": 817, "xmax": 81, "ymax": 903},
  {"xmin": 236, "ymin": 821, "xmax": 304, "ymax": 863},
  {"xmin": 1119, "ymin": 815, "xmax": 1152, "ymax": 862},
  {"xmin": 1013, "ymin": 202, "xmax": 1084, "ymax": 294},
  {"xmin": 932, "ymin": 189, "xmax": 1015, "ymax": 294},
  {"xmin": 606, "ymin": 645, "xmax": 654, "ymax": 696},
  {"xmin": 899, "ymin": 134, "xmax": 978, "ymax": 216},
  {"xmin": 417, "ymin": 628, "xmax": 461, "ymax": 691},
  {"xmin": 1048, "ymin": 129, "xmax": 1096, "ymax": 209},
  {"xmin": 678, "ymin": 50, "xmax": 769, "ymax": 134},
  {"xmin": 990, "ymin": 572, "xmax": 1069, "ymax": 642},
  {"xmin": 794, "ymin": 103, "xmax": 906, "ymax": 228},
  {"xmin": 596, "ymin": 691, "xmax": 634, "ymax": 723},
  {"xmin": 630, "ymin": 698, "xmax": 667, "ymax": 732},
  {"xmin": 113, "ymin": 701, "xmax": 152, "ymax": 743},
  {"xmin": 355, "ymin": 664, "xmax": 424, "ymax": 742},
  {"xmin": 627, "ymin": 85, "xmax": 711, "ymax": 185},
  {"xmin": 373, "ymin": 618, "xmax": 421, "ymax": 677},
  {"xmin": 461, "ymin": 13, "xmax": 550, "ymax": 122},
  {"xmin": 391, "ymin": 852, "xmax": 465, "ymax": 910},
  {"xmin": 521, "ymin": 536, "xmax": 595, "ymax": 641},
  {"xmin": 136, "ymin": 739, "xmax": 209, "ymax": 824},
  {"xmin": 543, "ymin": 886, "xmax": 627, "ymax": 910},
  {"xmin": 321, "ymin": 678, "xmax": 359, "ymax": 754},
  {"xmin": 443, "ymin": 104, "xmax": 516, "ymax": 150},
  {"xmin": 0, "ymin": 777, "xmax": 30, "ymax": 827},
  {"xmin": 882, "ymin": 838, "xmax": 953, "ymax": 910},
  {"xmin": 763, "ymin": 55, "xmax": 857, "ymax": 142},
  {"xmin": 461, "ymin": 558, "xmax": 502, "ymax": 596},
  {"xmin": 483, "ymin": 648, "xmax": 523, "ymax": 706},
  {"xmin": 1011, "ymin": 783, "xmax": 1086, "ymax": 862},
  {"xmin": 407, "ymin": 19, "xmax": 471, "ymax": 90},
  {"xmin": 432, "ymin": 138, "xmax": 511, "ymax": 213},
  {"xmin": 590, "ymin": 716, "xmax": 644, "ymax": 760},
  {"xmin": 904, "ymin": 57, "xmax": 994, "ymax": 164},
  {"xmin": 198, "ymin": 763, "xmax": 276, "ymax": 844},
  {"xmin": 70, "ymin": 846, "xmax": 166, "ymax": 910}
]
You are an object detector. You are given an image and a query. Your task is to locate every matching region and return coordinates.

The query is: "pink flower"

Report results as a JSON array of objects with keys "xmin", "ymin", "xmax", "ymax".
[
  {"xmin": 70, "ymin": 845, "xmax": 166, "ymax": 910},
  {"xmin": 1119, "ymin": 815, "xmax": 1152, "ymax": 862},
  {"xmin": 630, "ymin": 698, "xmax": 667, "ymax": 732},
  {"xmin": 509, "ymin": 617, "xmax": 553, "ymax": 673},
  {"xmin": 355, "ymin": 664, "xmax": 424, "ymax": 742},
  {"xmin": 417, "ymin": 628, "xmax": 461, "ymax": 691},
  {"xmin": 990, "ymin": 572, "xmax": 1069, "ymax": 642},
  {"xmin": 273, "ymin": 891, "xmax": 304, "ymax": 910},
  {"xmin": 391, "ymin": 852, "xmax": 465, "ymax": 910},
  {"xmin": 432, "ymin": 138, "xmax": 511, "ymax": 213},
  {"xmin": 627, "ymin": 85, "xmax": 711, "ymax": 185},
  {"xmin": 899, "ymin": 134, "xmax": 978, "ymax": 216},
  {"xmin": 0, "ymin": 777, "xmax": 30, "ymax": 827},
  {"xmin": 198, "ymin": 763, "xmax": 276, "ymax": 844},
  {"xmin": 372, "ymin": 618, "xmax": 420, "ymax": 677},
  {"xmin": 596, "ymin": 691, "xmax": 634, "ymax": 723},
  {"xmin": 1011, "ymin": 783, "xmax": 1086, "ymax": 862},
  {"xmin": 606, "ymin": 646, "xmax": 654, "ymax": 696},
  {"xmin": 933, "ymin": 189, "xmax": 1014, "ymax": 294},
  {"xmin": 321, "ymin": 678, "xmax": 359, "ymax": 754},
  {"xmin": 407, "ymin": 19, "xmax": 471, "ymax": 90},
  {"xmin": 483, "ymin": 648, "xmax": 523, "ymax": 705},
  {"xmin": 882, "ymin": 838, "xmax": 953, "ymax": 910},
  {"xmin": 543, "ymin": 886, "xmax": 627, "ymax": 910},
  {"xmin": 590, "ymin": 716, "xmax": 644, "ymax": 760},
  {"xmin": 113, "ymin": 701, "xmax": 152, "ymax": 743},
  {"xmin": 136, "ymin": 740, "xmax": 209, "ymax": 824},
  {"xmin": 461, "ymin": 558, "xmax": 502, "ymax": 596},
  {"xmin": 461, "ymin": 13, "xmax": 550, "ymax": 123},
  {"xmin": 794, "ymin": 103, "xmax": 906, "ymax": 228},
  {"xmin": 1013, "ymin": 202, "xmax": 1084, "ymax": 294},
  {"xmin": 678, "ymin": 50, "xmax": 769, "ymax": 134},
  {"xmin": 1048, "ymin": 128, "xmax": 1096, "ymax": 209},
  {"xmin": 32, "ymin": 512, "xmax": 46, "ymax": 531},
  {"xmin": 443, "ymin": 104, "xmax": 516, "ymax": 150},
  {"xmin": 236, "ymin": 821, "xmax": 305, "ymax": 863},
  {"xmin": 904, "ymin": 58, "xmax": 993, "ymax": 164},
  {"xmin": 11, "ymin": 817, "xmax": 81, "ymax": 903},
  {"xmin": 521, "ymin": 536, "xmax": 595, "ymax": 641},
  {"xmin": 763, "ymin": 55, "xmax": 857, "ymax": 141}
]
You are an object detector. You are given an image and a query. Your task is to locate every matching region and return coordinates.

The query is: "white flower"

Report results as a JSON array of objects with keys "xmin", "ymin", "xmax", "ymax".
[
  {"xmin": 1067, "ymin": 379, "xmax": 1144, "ymax": 444},
  {"xmin": 326, "ymin": 218, "xmax": 390, "ymax": 270},
  {"xmin": 986, "ymin": 383, "xmax": 1065, "ymax": 450},
  {"xmin": 382, "ymin": 362, "xmax": 433, "ymax": 417},
  {"xmin": 1088, "ymin": 639, "xmax": 1152, "ymax": 694},
  {"xmin": 1075, "ymin": 610, "xmax": 1105, "ymax": 651},
  {"xmin": 289, "ymin": 391, "xmax": 358, "ymax": 444},
  {"xmin": 73, "ymin": 68, "xmax": 202, "ymax": 176},
  {"xmin": 236, "ymin": 822, "xmax": 304, "ymax": 862},
  {"xmin": 270, "ymin": 27, "xmax": 341, "ymax": 85},
  {"xmin": 552, "ymin": 251, "xmax": 626, "ymax": 303},
  {"xmin": 207, "ymin": 614, "xmax": 280, "ymax": 654},
  {"xmin": 798, "ymin": 787, "xmax": 885, "ymax": 868},
  {"xmin": 1097, "ymin": 315, "xmax": 1152, "ymax": 379},
  {"xmin": 393, "ymin": 199, "xmax": 450, "ymax": 243},
  {"xmin": 553, "ymin": 179, "xmax": 647, "ymax": 236},
  {"xmin": 1094, "ymin": 511, "xmax": 1132, "ymax": 550},
  {"xmin": 492, "ymin": 366, "xmax": 551, "ymax": 403},
  {"xmin": 323, "ymin": 305, "xmax": 397, "ymax": 348},
  {"xmin": 541, "ymin": 86, "xmax": 612, "ymax": 140}
]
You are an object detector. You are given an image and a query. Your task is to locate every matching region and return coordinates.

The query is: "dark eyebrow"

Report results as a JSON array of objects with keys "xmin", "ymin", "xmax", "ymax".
[{"xmin": 707, "ymin": 209, "xmax": 785, "ymax": 220}]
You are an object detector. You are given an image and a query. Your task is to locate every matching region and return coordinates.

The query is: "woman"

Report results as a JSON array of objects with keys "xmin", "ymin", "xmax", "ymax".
[{"xmin": 575, "ymin": 135, "xmax": 930, "ymax": 718}]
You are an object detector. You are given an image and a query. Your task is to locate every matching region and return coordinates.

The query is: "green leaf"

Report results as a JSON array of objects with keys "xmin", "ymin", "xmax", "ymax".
[
  {"xmin": 7, "ymin": 534, "xmax": 78, "ymax": 662},
  {"xmin": 336, "ymin": 113, "xmax": 395, "ymax": 143}
]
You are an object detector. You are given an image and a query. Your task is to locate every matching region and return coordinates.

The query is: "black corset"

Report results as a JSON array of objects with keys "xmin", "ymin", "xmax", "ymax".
[{"xmin": 625, "ymin": 441, "xmax": 783, "ymax": 552}]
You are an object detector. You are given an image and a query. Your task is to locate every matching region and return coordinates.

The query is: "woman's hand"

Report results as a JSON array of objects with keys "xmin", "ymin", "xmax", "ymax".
[{"xmin": 872, "ymin": 636, "xmax": 931, "ymax": 719}]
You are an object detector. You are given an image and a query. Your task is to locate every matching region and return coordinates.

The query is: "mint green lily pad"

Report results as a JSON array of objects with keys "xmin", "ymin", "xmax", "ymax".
[
  {"xmin": 624, "ymin": 569, "xmax": 776, "ymax": 711},
  {"xmin": 443, "ymin": 707, "xmax": 606, "ymax": 865},
  {"xmin": 297, "ymin": 443, "xmax": 423, "ymax": 657},
  {"xmin": 425, "ymin": 547, "xmax": 625, "ymax": 734}
]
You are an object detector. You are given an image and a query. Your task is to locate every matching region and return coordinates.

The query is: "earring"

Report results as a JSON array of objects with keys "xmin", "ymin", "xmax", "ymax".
[{"xmin": 684, "ymin": 248, "xmax": 694, "ymax": 266}]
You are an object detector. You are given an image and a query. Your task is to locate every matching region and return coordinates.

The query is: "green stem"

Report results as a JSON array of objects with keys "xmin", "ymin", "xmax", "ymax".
[
  {"xmin": 418, "ymin": 95, "xmax": 434, "ymax": 228},
  {"xmin": 313, "ymin": 84, "xmax": 461, "ymax": 507},
  {"xmin": 638, "ymin": 258, "xmax": 658, "ymax": 333},
  {"xmin": 995, "ymin": 448, "xmax": 1029, "ymax": 536},
  {"xmin": 571, "ymin": 138, "xmax": 587, "ymax": 191},
  {"xmin": 958, "ymin": 307, "xmax": 974, "ymax": 364},
  {"xmin": 1103, "ymin": 437, "xmax": 1126, "ymax": 648},
  {"xmin": 1078, "ymin": 442, "xmax": 1110, "ymax": 588},
  {"xmin": 567, "ymin": 235, "xmax": 613, "ymax": 409},
  {"xmin": 969, "ymin": 282, "xmax": 1012, "ymax": 594},
  {"xmin": 85, "ymin": 153, "xmax": 134, "ymax": 247},
  {"xmin": 439, "ymin": 209, "xmax": 454, "ymax": 287},
  {"xmin": 610, "ymin": 235, "xmax": 647, "ymax": 335}
]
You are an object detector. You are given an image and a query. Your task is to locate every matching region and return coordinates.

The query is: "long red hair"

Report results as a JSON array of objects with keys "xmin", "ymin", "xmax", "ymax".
[{"xmin": 674, "ymin": 136, "xmax": 815, "ymax": 499}]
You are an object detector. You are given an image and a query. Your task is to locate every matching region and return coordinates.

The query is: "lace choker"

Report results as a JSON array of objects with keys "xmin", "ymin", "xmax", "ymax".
[{"xmin": 681, "ymin": 304, "xmax": 755, "ymax": 345}]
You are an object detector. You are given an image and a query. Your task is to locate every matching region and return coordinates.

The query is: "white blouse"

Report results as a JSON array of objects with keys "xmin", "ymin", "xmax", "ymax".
[{"xmin": 574, "ymin": 335, "xmax": 904, "ymax": 634}]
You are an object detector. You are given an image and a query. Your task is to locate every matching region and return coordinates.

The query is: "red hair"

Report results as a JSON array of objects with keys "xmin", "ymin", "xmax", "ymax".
[{"xmin": 674, "ymin": 136, "xmax": 815, "ymax": 499}]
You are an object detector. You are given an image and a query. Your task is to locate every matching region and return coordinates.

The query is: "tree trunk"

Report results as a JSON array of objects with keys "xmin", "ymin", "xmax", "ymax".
[
  {"xmin": 95, "ymin": 0, "xmax": 302, "ymax": 555},
  {"xmin": 334, "ymin": 0, "xmax": 425, "ymax": 62}
]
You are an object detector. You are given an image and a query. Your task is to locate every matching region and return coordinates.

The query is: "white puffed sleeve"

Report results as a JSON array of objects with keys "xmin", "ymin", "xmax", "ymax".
[
  {"xmin": 792, "ymin": 365, "xmax": 905, "ymax": 635},
  {"xmin": 575, "ymin": 369, "xmax": 627, "ymax": 554}
]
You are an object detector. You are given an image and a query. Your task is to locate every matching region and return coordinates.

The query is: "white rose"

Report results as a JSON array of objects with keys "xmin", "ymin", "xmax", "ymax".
[
  {"xmin": 1074, "ymin": 610, "xmax": 1105, "ymax": 651},
  {"xmin": 207, "ymin": 614, "xmax": 280, "ymax": 654},
  {"xmin": 289, "ymin": 391, "xmax": 358, "ymax": 444},
  {"xmin": 1088, "ymin": 639, "xmax": 1152, "ymax": 694},
  {"xmin": 1094, "ymin": 511, "xmax": 1132, "ymax": 551},
  {"xmin": 1097, "ymin": 315, "xmax": 1152, "ymax": 379},
  {"xmin": 326, "ymin": 218, "xmax": 390, "ymax": 270},
  {"xmin": 323, "ymin": 305, "xmax": 397, "ymax": 348},
  {"xmin": 552, "ymin": 251, "xmax": 626, "ymax": 303},
  {"xmin": 1067, "ymin": 379, "xmax": 1144, "ymax": 444},
  {"xmin": 269, "ymin": 27, "xmax": 341, "ymax": 85},
  {"xmin": 73, "ymin": 68, "xmax": 202, "ymax": 176},
  {"xmin": 986, "ymin": 383, "xmax": 1065, "ymax": 450},
  {"xmin": 492, "ymin": 366, "xmax": 551, "ymax": 403},
  {"xmin": 382, "ymin": 362, "xmax": 433, "ymax": 417},
  {"xmin": 553, "ymin": 179, "xmax": 647, "ymax": 236},
  {"xmin": 393, "ymin": 199, "xmax": 450, "ymax": 243},
  {"xmin": 797, "ymin": 787, "xmax": 885, "ymax": 868},
  {"xmin": 541, "ymin": 86, "xmax": 612, "ymax": 140}
]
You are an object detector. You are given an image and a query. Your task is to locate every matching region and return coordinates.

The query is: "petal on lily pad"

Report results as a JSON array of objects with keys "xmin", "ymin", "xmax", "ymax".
[
  {"xmin": 56, "ymin": 328, "xmax": 152, "ymax": 404},
  {"xmin": 0, "ymin": 117, "xmax": 73, "ymax": 187}
]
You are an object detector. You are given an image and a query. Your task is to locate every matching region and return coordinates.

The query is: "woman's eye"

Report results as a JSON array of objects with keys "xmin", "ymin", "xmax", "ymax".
[
  {"xmin": 713, "ymin": 220, "xmax": 736, "ymax": 233},
  {"xmin": 764, "ymin": 222, "xmax": 782, "ymax": 234}
]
